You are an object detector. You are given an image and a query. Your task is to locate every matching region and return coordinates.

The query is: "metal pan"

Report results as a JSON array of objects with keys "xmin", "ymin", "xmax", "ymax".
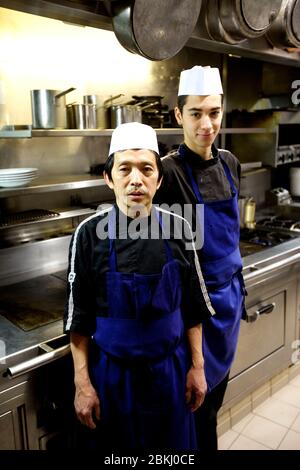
[
  {"xmin": 205, "ymin": 0, "xmax": 282, "ymax": 44},
  {"xmin": 108, "ymin": 0, "xmax": 203, "ymax": 60},
  {"xmin": 266, "ymin": 0, "xmax": 300, "ymax": 48}
]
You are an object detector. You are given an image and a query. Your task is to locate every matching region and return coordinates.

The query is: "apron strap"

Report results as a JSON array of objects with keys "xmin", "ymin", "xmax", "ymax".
[
  {"xmin": 107, "ymin": 207, "xmax": 174, "ymax": 272},
  {"xmin": 219, "ymin": 156, "xmax": 237, "ymax": 196},
  {"xmin": 108, "ymin": 208, "xmax": 117, "ymax": 272},
  {"xmin": 179, "ymin": 144, "xmax": 204, "ymax": 204},
  {"xmin": 155, "ymin": 208, "xmax": 173, "ymax": 263}
]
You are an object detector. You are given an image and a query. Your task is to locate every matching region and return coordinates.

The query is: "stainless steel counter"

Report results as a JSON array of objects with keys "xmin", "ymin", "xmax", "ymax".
[
  {"xmin": 0, "ymin": 270, "xmax": 68, "ymax": 360},
  {"xmin": 0, "ymin": 314, "xmax": 63, "ymax": 359},
  {"xmin": 1, "ymin": 236, "xmax": 300, "ymax": 363}
]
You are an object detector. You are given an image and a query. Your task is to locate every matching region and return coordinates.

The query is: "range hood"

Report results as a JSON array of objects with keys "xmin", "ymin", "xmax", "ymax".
[{"xmin": 0, "ymin": 0, "xmax": 299, "ymax": 66}]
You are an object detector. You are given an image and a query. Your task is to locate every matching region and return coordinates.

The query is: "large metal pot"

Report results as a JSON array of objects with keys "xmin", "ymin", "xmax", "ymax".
[
  {"xmin": 266, "ymin": 0, "xmax": 300, "ymax": 48},
  {"xmin": 205, "ymin": 0, "xmax": 283, "ymax": 44},
  {"xmin": 108, "ymin": 0, "xmax": 202, "ymax": 60},
  {"xmin": 30, "ymin": 88, "xmax": 75, "ymax": 129}
]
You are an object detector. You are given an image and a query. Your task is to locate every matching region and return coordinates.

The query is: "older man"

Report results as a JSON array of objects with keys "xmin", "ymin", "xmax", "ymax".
[{"xmin": 64, "ymin": 122, "xmax": 215, "ymax": 450}]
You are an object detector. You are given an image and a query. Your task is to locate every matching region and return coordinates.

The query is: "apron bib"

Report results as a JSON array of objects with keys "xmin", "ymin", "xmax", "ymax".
[
  {"xmin": 91, "ymin": 208, "xmax": 196, "ymax": 450},
  {"xmin": 179, "ymin": 145, "xmax": 246, "ymax": 391}
]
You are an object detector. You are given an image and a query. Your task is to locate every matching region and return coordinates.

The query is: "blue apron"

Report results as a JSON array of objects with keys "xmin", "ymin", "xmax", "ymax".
[
  {"xmin": 91, "ymin": 208, "xmax": 196, "ymax": 450},
  {"xmin": 179, "ymin": 145, "xmax": 246, "ymax": 392}
]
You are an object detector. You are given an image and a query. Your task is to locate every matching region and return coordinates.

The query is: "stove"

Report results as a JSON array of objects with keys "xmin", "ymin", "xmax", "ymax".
[
  {"xmin": 256, "ymin": 215, "xmax": 300, "ymax": 232},
  {"xmin": 239, "ymin": 224, "xmax": 299, "ymax": 257}
]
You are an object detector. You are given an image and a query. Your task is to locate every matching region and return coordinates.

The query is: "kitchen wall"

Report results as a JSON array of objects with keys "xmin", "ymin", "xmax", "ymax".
[
  {"xmin": 0, "ymin": 7, "xmax": 222, "ymax": 173},
  {"xmin": 0, "ymin": 7, "xmax": 223, "ymax": 125},
  {"xmin": 0, "ymin": 7, "xmax": 298, "ymax": 176}
]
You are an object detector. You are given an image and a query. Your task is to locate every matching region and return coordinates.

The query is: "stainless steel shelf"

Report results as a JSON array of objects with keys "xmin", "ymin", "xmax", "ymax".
[
  {"xmin": 219, "ymin": 128, "xmax": 276, "ymax": 134},
  {"xmin": 31, "ymin": 128, "xmax": 185, "ymax": 137},
  {"xmin": 0, "ymin": 129, "xmax": 32, "ymax": 138},
  {"xmin": 0, "ymin": 175, "xmax": 105, "ymax": 198},
  {"xmin": 0, "ymin": 128, "xmax": 275, "ymax": 139},
  {"xmin": 30, "ymin": 127, "xmax": 275, "ymax": 137},
  {"xmin": 31, "ymin": 129, "xmax": 113, "ymax": 137}
]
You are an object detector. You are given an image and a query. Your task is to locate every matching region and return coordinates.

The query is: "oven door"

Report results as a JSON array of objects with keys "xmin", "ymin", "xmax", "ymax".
[{"xmin": 231, "ymin": 291, "xmax": 284, "ymax": 377}]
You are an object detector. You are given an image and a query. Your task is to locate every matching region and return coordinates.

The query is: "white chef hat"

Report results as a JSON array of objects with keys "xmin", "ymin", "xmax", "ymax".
[
  {"xmin": 109, "ymin": 122, "xmax": 159, "ymax": 156},
  {"xmin": 178, "ymin": 65, "xmax": 223, "ymax": 96}
]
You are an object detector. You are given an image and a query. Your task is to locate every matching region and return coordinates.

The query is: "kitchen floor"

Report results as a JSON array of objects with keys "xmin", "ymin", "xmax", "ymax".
[{"xmin": 218, "ymin": 374, "xmax": 300, "ymax": 450}]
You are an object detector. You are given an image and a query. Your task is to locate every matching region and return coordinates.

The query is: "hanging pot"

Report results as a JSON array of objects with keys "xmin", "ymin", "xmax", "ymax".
[
  {"xmin": 266, "ymin": 0, "xmax": 300, "ymax": 49},
  {"xmin": 107, "ymin": 0, "xmax": 203, "ymax": 60},
  {"xmin": 205, "ymin": 0, "xmax": 282, "ymax": 44}
]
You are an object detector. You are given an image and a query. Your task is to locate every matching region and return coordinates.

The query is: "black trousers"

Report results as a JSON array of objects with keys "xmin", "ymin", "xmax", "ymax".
[{"xmin": 194, "ymin": 373, "xmax": 229, "ymax": 452}]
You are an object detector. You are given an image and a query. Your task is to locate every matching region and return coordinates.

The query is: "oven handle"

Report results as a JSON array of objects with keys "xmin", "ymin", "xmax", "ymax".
[
  {"xmin": 246, "ymin": 302, "xmax": 276, "ymax": 323},
  {"xmin": 5, "ymin": 344, "xmax": 71, "ymax": 378},
  {"xmin": 243, "ymin": 251, "xmax": 300, "ymax": 283}
]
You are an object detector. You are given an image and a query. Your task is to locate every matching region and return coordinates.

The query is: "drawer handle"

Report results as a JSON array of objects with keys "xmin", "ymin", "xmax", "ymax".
[
  {"xmin": 4, "ymin": 344, "xmax": 70, "ymax": 378},
  {"xmin": 246, "ymin": 302, "xmax": 276, "ymax": 323}
]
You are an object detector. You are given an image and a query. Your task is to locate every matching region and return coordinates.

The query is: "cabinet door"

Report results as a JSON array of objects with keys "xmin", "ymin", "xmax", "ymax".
[
  {"xmin": 0, "ymin": 392, "xmax": 28, "ymax": 450},
  {"xmin": 231, "ymin": 290, "xmax": 285, "ymax": 377}
]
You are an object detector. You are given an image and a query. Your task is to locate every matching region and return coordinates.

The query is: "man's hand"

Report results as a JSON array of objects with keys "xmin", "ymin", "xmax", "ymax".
[
  {"xmin": 185, "ymin": 366, "xmax": 207, "ymax": 412},
  {"xmin": 74, "ymin": 382, "xmax": 101, "ymax": 429}
]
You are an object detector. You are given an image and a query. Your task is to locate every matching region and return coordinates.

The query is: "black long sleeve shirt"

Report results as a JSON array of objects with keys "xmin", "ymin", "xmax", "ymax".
[
  {"xmin": 64, "ymin": 204, "xmax": 215, "ymax": 337},
  {"xmin": 154, "ymin": 143, "xmax": 241, "ymax": 207}
]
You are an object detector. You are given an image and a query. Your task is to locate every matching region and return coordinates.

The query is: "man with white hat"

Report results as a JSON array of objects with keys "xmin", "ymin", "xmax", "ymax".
[
  {"xmin": 155, "ymin": 66, "xmax": 246, "ymax": 451},
  {"xmin": 64, "ymin": 122, "xmax": 215, "ymax": 450}
]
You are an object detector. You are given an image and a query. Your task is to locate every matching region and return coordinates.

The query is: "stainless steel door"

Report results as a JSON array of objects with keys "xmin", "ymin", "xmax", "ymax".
[{"xmin": 231, "ymin": 291, "xmax": 285, "ymax": 377}]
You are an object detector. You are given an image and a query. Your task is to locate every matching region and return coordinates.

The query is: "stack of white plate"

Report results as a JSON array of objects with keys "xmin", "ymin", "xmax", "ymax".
[{"xmin": 0, "ymin": 168, "xmax": 38, "ymax": 188}]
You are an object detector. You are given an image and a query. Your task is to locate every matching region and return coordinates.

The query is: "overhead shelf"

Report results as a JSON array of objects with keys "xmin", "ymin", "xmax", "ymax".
[
  {"xmin": 31, "ymin": 128, "xmax": 185, "ymax": 137},
  {"xmin": 30, "ymin": 127, "xmax": 275, "ymax": 137},
  {"xmin": 0, "ymin": 125, "xmax": 32, "ymax": 138},
  {"xmin": 219, "ymin": 128, "xmax": 276, "ymax": 134},
  {"xmin": 0, "ymin": 174, "xmax": 106, "ymax": 198},
  {"xmin": 0, "ymin": 127, "xmax": 276, "ymax": 139}
]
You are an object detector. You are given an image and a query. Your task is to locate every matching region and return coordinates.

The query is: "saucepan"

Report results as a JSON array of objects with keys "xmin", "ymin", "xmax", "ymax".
[
  {"xmin": 97, "ymin": 94, "xmax": 124, "ymax": 129},
  {"xmin": 109, "ymin": 100, "xmax": 160, "ymax": 128}
]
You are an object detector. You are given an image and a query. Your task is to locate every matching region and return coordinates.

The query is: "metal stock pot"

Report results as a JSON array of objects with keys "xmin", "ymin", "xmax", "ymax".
[
  {"xmin": 109, "ymin": 101, "xmax": 160, "ymax": 128},
  {"xmin": 30, "ymin": 88, "xmax": 75, "ymax": 129}
]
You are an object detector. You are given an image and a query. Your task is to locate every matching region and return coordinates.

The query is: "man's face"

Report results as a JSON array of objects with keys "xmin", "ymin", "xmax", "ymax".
[
  {"xmin": 175, "ymin": 95, "xmax": 223, "ymax": 156},
  {"xmin": 104, "ymin": 149, "xmax": 162, "ymax": 217}
]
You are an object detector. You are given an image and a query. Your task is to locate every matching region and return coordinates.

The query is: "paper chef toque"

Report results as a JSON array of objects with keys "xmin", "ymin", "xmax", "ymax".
[
  {"xmin": 109, "ymin": 122, "xmax": 159, "ymax": 156},
  {"xmin": 178, "ymin": 66, "xmax": 223, "ymax": 96}
]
